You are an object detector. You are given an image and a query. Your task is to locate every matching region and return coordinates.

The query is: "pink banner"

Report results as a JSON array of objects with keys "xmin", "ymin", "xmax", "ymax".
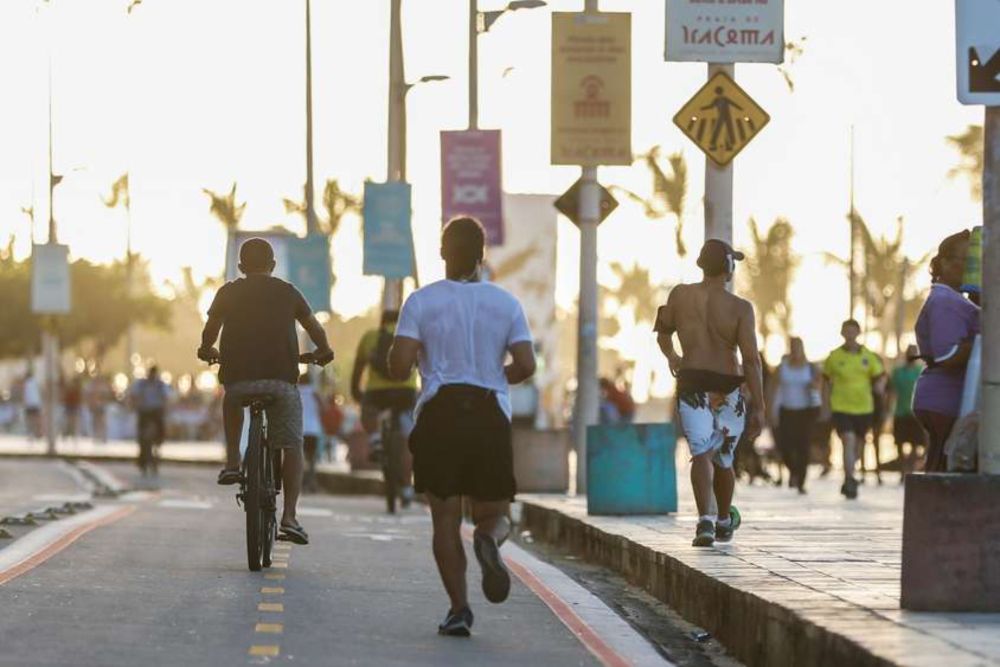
[{"xmin": 441, "ymin": 129, "xmax": 504, "ymax": 246}]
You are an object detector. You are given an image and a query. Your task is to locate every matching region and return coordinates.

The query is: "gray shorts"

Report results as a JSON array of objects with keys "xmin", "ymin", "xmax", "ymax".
[{"xmin": 224, "ymin": 380, "xmax": 302, "ymax": 450}]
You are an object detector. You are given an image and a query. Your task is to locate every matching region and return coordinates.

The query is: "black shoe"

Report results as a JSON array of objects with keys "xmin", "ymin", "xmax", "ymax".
[
  {"xmin": 693, "ymin": 519, "xmax": 715, "ymax": 547},
  {"xmin": 715, "ymin": 506, "xmax": 742, "ymax": 543},
  {"xmin": 473, "ymin": 532, "xmax": 511, "ymax": 604},
  {"xmin": 844, "ymin": 477, "xmax": 859, "ymax": 500},
  {"xmin": 438, "ymin": 606, "xmax": 474, "ymax": 637},
  {"xmin": 217, "ymin": 469, "xmax": 242, "ymax": 486},
  {"xmin": 278, "ymin": 521, "xmax": 309, "ymax": 545}
]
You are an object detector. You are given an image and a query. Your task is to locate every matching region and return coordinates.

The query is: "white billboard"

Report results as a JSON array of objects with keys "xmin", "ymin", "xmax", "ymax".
[
  {"xmin": 31, "ymin": 244, "xmax": 71, "ymax": 315},
  {"xmin": 665, "ymin": 0, "xmax": 785, "ymax": 64}
]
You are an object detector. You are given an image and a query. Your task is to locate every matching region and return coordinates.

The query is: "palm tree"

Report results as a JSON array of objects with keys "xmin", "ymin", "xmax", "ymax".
[
  {"xmin": 284, "ymin": 178, "xmax": 361, "ymax": 237},
  {"xmin": 947, "ymin": 124, "xmax": 983, "ymax": 202},
  {"xmin": 777, "ymin": 37, "xmax": 808, "ymax": 92},
  {"xmin": 826, "ymin": 212, "xmax": 929, "ymax": 354},
  {"xmin": 742, "ymin": 217, "xmax": 799, "ymax": 347},
  {"xmin": 614, "ymin": 147, "xmax": 689, "ymax": 257},
  {"xmin": 202, "ymin": 182, "xmax": 246, "ymax": 231}
]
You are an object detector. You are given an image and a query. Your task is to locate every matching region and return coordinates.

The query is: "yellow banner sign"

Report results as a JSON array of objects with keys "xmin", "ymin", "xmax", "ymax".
[
  {"xmin": 551, "ymin": 12, "xmax": 632, "ymax": 166},
  {"xmin": 673, "ymin": 72, "xmax": 769, "ymax": 167}
]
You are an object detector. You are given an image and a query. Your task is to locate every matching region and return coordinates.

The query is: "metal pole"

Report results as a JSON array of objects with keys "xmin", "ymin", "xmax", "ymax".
[
  {"xmin": 704, "ymin": 63, "xmax": 734, "ymax": 246},
  {"xmin": 469, "ymin": 0, "xmax": 479, "ymax": 130},
  {"xmin": 44, "ymin": 54, "xmax": 58, "ymax": 456},
  {"xmin": 382, "ymin": 0, "xmax": 405, "ymax": 311},
  {"xmin": 849, "ymin": 125, "xmax": 857, "ymax": 320},
  {"xmin": 571, "ymin": 0, "xmax": 601, "ymax": 494},
  {"xmin": 304, "ymin": 0, "xmax": 318, "ymax": 235},
  {"xmin": 125, "ymin": 191, "xmax": 135, "ymax": 374},
  {"xmin": 980, "ymin": 106, "xmax": 1000, "ymax": 474}
]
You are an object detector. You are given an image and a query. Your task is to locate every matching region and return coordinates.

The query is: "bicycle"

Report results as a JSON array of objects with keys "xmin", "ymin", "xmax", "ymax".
[{"xmin": 380, "ymin": 407, "xmax": 409, "ymax": 514}]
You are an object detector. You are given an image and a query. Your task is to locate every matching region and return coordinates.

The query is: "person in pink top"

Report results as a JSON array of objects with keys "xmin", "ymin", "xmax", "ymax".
[{"xmin": 912, "ymin": 230, "xmax": 980, "ymax": 472}]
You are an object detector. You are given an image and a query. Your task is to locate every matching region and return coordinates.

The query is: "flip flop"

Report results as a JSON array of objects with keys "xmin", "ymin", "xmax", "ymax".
[{"xmin": 278, "ymin": 522, "xmax": 309, "ymax": 545}]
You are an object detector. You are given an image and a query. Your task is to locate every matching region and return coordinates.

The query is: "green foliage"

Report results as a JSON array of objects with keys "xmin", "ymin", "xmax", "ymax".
[
  {"xmin": 599, "ymin": 262, "xmax": 665, "ymax": 342},
  {"xmin": 947, "ymin": 124, "xmax": 984, "ymax": 202},
  {"xmin": 742, "ymin": 217, "xmax": 800, "ymax": 344},
  {"xmin": 0, "ymin": 252, "xmax": 171, "ymax": 362},
  {"xmin": 284, "ymin": 179, "xmax": 362, "ymax": 237},
  {"xmin": 614, "ymin": 147, "xmax": 689, "ymax": 257},
  {"xmin": 203, "ymin": 182, "xmax": 246, "ymax": 231}
]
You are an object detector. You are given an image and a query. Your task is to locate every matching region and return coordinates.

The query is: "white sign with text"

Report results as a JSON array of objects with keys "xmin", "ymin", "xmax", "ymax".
[{"xmin": 665, "ymin": 0, "xmax": 784, "ymax": 64}]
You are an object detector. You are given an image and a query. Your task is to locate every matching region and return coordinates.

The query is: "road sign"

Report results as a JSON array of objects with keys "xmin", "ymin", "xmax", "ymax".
[
  {"xmin": 665, "ymin": 0, "xmax": 784, "ymax": 64},
  {"xmin": 31, "ymin": 244, "xmax": 71, "ymax": 314},
  {"xmin": 554, "ymin": 179, "xmax": 618, "ymax": 227},
  {"xmin": 673, "ymin": 72, "xmax": 770, "ymax": 168},
  {"xmin": 956, "ymin": 0, "xmax": 1000, "ymax": 105},
  {"xmin": 551, "ymin": 12, "xmax": 632, "ymax": 166},
  {"xmin": 363, "ymin": 181, "xmax": 414, "ymax": 280},
  {"xmin": 286, "ymin": 234, "xmax": 331, "ymax": 314},
  {"xmin": 441, "ymin": 130, "xmax": 504, "ymax": 246}
]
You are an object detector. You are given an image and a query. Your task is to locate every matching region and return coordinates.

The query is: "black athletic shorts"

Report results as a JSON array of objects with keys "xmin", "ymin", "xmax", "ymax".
[
  {"xmin": 893, "ymin": 414, "xmax": 927, "ymax": 447},
  {"xmin": 408, "ymin": 384, "xmax": 515, "ymax": 502},
  {"xmin": 832, "ymin": 412, "xmax": 872, "ymax": 439}
]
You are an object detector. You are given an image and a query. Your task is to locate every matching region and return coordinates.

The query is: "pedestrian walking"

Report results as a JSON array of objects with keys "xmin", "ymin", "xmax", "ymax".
[
  {"xmin": 912, "ymin": 230, "xmax": 980, "ymax": 472},
  {"xmin": 298, "ymin": 372, "xmax": 324, "ymax": 493},
  {"xmin": 822, "ymin": 320, "xmax": 886, "ymax": 500},
  {"xmin": 887, "ymin": 345, "xmax": 926, "ymax": 475},
  {"xmin": 654, "ymin": 239, "xmax": 765, "ymax": 547},
  {"xmin": 767, "ymin": 337, "xmax": 821, "ymax": 493},
  {"xmin": 62, "ymin": 375, "xmax": 83, "ymax": 439},
  {"xmin": 20, "ymin": 370, "xmax": 42, "ymax": 440},
  {"xmin": 387, "ymin": 217, "xmax": 537, "ymax": 637}
]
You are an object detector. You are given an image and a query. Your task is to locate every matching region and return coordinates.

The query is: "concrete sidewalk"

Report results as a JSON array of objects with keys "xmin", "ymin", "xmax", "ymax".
[
  {"xmin": 521, "ymin": 476, "xmax": 1000, "ymax": 667},
  {"xmin": 0, "ymin": 434, "xmax": 226, "ymax": 464}
]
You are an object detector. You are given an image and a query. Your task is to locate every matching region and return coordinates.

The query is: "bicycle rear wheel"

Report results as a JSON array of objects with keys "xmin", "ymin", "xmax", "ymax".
[
  {"xmin": 245, "ymin": 412, "xmax": 264, "ymax": 572},
  {"xmin": 261, "ymin": 444, "xmax": 276, "ymax": 568}
]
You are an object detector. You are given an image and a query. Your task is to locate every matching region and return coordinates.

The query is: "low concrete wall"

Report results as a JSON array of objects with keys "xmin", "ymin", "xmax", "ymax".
[
  {"xmin": 512, "ymin": 428, "xmax": 570, "ymax": 493},
  {"xmin": 521, "ymin": 500, "xmax": 894, "ymax": 667}
]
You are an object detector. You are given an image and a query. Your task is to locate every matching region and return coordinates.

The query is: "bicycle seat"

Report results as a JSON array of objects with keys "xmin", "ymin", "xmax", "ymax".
[{"xmin": 240, "ymin": 393, "xmax": 277, "ymax": 408}]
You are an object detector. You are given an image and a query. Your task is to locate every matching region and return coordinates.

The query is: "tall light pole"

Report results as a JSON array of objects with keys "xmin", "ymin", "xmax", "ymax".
[
  {"xmin": 401, "ymin": 75, "xmax": 450, "ymax": 181},
  {"xmin": 469, "ymin": 0, "xmax": 547, "ymax": 131},
  {"xmin": 382, "ymin": 0, "xmax": 406, "ymax": 311},
  {"xmin": 304, "ymin": 0, "xmax": 318, "ymax": 235}
]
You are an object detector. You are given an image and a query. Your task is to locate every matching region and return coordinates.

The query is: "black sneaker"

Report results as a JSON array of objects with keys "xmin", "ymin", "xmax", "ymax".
[
  {"xmin": 693, "ymin": 519, "xmax": 715, "ymax": 547},
  {"xmin": 217, "ymin": 469, "xmax": 242, "ymax": 486},
  {"xmin": 473, "ymin": 532, "xmax": 511, "ymax": 603},
  {"xmin": 438, "ymin": 606, "xmax": 474, "ymax": 637},
  {"xmin": 715, "ymin": 506, "xmax": 742, "ymax": 543},
  {"xmin": 844, "ymin": 477, "xmax": 859, "ymax": 500}
]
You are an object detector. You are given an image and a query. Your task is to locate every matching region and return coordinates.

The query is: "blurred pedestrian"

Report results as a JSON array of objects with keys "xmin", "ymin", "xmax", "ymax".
[
  {"xmin": 85, "ymin": 373, "xmax": 113, "ymax": 443},
  {"xmin": 767, "ymin": 337, "xmax": 821, "ymax": 493},
  {"xmin": 21, "ymin": 370, "xmax": 42, "ymax": 440},
  {"xmin": 62, "ymin": 375, "xmax": 84, "ymax": 439},
  {"xmin": 598, "ymin": 378, "xmax": 622, "ymax": 424},
  {"xmin": 298, "ymin": 372, "xmax": 324, "ymax": 493},
  {"xmin": 887, "ymin": 345, "xmax": 926, "ymax": 475},
  {"xmin": 912, "ymin": 230, "xmax": 980, "ymax": 472},
  {"xmin": 130, "ymin": 365, "xmax": 170, "ymax": 477},
  {"xmin": 822, "ymin": 319, "xmax": 886, "ymax": 500}
]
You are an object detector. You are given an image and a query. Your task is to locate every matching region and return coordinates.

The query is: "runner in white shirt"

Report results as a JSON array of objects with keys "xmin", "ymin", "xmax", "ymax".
[{"xmin": 388, "ymin": 217, "xmax": 536, "ymax": 638}]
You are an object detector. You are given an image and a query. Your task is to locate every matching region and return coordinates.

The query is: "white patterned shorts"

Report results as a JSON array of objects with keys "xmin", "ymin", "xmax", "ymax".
[
  {"xmin": 677, "ymin": 388, "xmax": 746, "ymax": 469},
  {"xmin": 224, "ymin": 380, "xmax": 303, "ymax": 450}
]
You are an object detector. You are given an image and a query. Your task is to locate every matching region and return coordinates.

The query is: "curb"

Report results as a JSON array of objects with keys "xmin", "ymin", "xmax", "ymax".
[
  {"xmin": 0, "ymin": 451, "xmax": 222, "ymax": 468},
  {"xmin": 521, "ymin": 500, "xmax": 897, "ymax": 667}
]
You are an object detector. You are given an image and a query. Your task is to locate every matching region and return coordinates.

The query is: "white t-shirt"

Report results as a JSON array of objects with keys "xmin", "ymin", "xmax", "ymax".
[
  {"xmin": 298, "ymin": 385, "xmax": 323, "ymax": 437},
  {"xmin": 23, "ymin": 377, "xmax": 41, "ymax": 408},
  {"xmin": 396, "ymin": 279, "xmax": 533, "ymax": 421}
]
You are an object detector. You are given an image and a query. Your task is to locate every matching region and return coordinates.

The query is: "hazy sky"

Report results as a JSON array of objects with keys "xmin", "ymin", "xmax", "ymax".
[{"xmin": 0, "ymin": 0, "xmax": 984, "ymax": 370}]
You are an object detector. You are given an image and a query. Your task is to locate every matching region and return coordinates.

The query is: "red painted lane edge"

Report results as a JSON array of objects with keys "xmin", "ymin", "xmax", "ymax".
[
  {"xmin": 0, "ymin": 505, "xmax": 137, "ymax": 587},
  {"xmin": 504, "ymin": 557, "xmax": 632, "ymax": 667}
]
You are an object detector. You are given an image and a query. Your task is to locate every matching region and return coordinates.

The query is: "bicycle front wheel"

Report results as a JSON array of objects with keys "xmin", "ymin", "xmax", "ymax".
[{"xmin": 245, "ymin": 413, "xmax": 264, "ymax": 572}]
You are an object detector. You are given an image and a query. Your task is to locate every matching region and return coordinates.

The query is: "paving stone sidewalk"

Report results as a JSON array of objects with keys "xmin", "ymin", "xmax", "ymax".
[{"xmin": 522, "ymin": 474, "xmax": 1000, "ymax": 667}]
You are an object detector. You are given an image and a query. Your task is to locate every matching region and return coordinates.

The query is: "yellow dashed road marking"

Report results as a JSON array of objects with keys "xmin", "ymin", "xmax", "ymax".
[
  {"xmin": 264, "ymin": 573, "xmax": 286, "ymax": 581},
  {"xmin": 258, "ymin": 602, "xmax": 284, "ymax": 612},
  {"xmin": 261, "ymin": 587, "xmax": 284, "ymax": 594},
  {"xmin": 248, "ymin": 645, "xmax": 280, "ymax": 657},
  {"xmin": 255, "ymin": 623, "xmax": 283, "ymax": 634}
]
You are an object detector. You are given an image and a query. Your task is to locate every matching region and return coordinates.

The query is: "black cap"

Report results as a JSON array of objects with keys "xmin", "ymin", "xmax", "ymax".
[{"xmin": 697, "ymin": 239, "xmax": 745, "ymax": 276}]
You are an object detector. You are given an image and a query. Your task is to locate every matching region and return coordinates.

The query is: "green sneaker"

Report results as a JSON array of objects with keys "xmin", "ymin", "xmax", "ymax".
[
  {"xmin": 692, "ymin": 519, "xmax": 716, "ymax": 547},
  {"xmin": 715, "ymin": 506, "xmax": 742, "ymax": 543}
]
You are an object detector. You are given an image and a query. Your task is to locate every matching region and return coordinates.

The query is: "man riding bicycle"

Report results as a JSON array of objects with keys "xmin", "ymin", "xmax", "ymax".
[
  {"xmin": 129, "ymin": 365, "xmax": 170, "ymax": 477},
  {"xmin": 198, "ymin": 238, "xmax": 334, "ymax": 545},
  {"xmin": 350, "ymin": 309, "xmax": 418, "ymax": 506}
]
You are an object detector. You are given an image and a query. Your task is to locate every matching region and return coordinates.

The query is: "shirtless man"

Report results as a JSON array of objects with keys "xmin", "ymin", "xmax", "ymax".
[{"xmin": 654, "ymin": 239, "xmax": 765, "ymax": 547}]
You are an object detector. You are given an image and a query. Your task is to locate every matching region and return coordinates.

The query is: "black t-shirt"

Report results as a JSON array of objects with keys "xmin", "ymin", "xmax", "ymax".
[{"xmin": 208, "ymin": 275, "xmax": 312, "ymax": 385}]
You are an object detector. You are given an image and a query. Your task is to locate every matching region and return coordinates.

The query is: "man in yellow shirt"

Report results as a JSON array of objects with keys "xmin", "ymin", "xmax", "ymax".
[
  {"xmin": 351, "ymin": 309, "xmax": 419, "ymax": 504},
  {"xmin": 822, "ymin": 319, "xmax": 886, "ymax": 500}
]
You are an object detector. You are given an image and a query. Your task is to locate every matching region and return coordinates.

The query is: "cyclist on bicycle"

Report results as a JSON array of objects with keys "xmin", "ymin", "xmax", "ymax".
[
  {"xmin": 350, "ymin": 309, "xmax": 418, "ymax": 505},
  {"xmin": 198, "ymin": 238, "xmax": 334, "ymax": 545}
]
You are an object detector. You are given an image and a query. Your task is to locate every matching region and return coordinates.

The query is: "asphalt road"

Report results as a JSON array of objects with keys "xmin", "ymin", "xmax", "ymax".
[{"xmin": 0, "ymin": 460, "xmax": 619, "ymax": 667}]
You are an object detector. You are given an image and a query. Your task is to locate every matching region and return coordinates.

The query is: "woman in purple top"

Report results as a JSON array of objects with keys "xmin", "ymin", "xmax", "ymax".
[{"xmin": 912, "ymin": 230, "xmax": 980, "ymax": 472}]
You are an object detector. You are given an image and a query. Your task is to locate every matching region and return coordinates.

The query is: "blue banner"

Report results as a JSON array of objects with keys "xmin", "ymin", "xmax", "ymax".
[
  {"xmin": 363, "ymin": 181, "xmax": 414, "ymax": 279},
  {"xmin": 287, "ymin": 234, "xmax": 332, "ymax": 314}
]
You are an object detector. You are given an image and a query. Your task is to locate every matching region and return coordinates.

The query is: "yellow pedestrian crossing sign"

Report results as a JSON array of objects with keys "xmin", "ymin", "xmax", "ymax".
[{"xmin": 673, "ymin": 72, "xmax": 770, "ymax": 167}]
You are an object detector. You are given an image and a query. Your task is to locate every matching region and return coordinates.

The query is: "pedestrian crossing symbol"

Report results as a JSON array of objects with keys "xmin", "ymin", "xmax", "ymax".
[{"xmin": 673, "ymin": 72, "xmax": 770, "ymax": 167}]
